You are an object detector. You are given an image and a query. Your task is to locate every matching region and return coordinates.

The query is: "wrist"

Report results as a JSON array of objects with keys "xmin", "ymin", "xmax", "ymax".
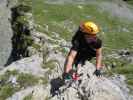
[
  {"xmin": 65, "ymin": 66, "xmax": 72, "ymax": 73},
  {"xmin": 96, "ymin": 67, "xmax": 101, "ymax": 70},
  {"xmin": 65, "ymin": 68, "xmax": 71, "ymax": 73},
  {"xmin": 96, "ymin": 65, "xmax": 102, "ymax": 70}
]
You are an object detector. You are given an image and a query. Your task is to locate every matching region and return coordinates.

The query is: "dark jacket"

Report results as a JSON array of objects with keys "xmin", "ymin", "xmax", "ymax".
[{"xmin": 71, "ymin": 29, "xmax": 102, "ymax": 64}]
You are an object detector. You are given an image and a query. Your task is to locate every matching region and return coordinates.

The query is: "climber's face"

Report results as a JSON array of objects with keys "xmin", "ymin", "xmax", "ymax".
[{"xmin": 81, "ymin": 30, "xmax": 97, "ymax": 44}]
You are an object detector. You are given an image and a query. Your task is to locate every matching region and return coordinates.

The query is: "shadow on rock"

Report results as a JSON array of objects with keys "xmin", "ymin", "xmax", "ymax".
[{"xmin": 50, "ymin": 77, "xmax": 64, "ymax": 97}]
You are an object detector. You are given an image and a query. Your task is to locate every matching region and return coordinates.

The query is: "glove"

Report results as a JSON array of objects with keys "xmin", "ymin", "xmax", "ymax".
[
  {"xmin": 62, "ymin": 72, "xmax": 72, "ymax": 80},
  {"xmin": 62, "ymin": 70, "xmax": 78, "ymax": 80},
  {"xmin": 93, "ymin": 69, "xmax": 102, "ymax": 77}
]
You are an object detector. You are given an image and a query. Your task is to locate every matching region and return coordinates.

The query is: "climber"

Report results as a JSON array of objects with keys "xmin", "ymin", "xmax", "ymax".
[{"xmin": 63, "ymin": 21, "xmax": 103, "ymax": 80}]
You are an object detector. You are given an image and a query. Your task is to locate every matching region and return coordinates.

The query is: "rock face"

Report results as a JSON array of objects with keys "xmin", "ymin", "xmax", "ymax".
[
  {"xmin": 7, "ymin": 85, "xmax": 51, "ymax": 100},
  {"xmin": 0, "ymin": 0, "xmax": 12, "ymax": 66},
  {"xmin": 50, "ymin": 62, "xmax": 132, "ymax": 100},
  {"xmin": 4, "ymin": 55, "xmax": 132, "ymax": 100},
  {"xmin": 99, "ymin": 0, "xmax": 133, "ymax": 21},
  {"xmin": 0, "ymin": 54, "xmax": 46, "ymax": 77}
]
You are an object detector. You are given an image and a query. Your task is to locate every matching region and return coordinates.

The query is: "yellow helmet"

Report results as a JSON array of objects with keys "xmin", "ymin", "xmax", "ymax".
[{"xmin": 80, "ymin": 21, "xmax": 99, "ymax": 35}]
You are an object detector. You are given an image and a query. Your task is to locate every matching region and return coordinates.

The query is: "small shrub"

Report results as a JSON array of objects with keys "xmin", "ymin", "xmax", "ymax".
[
  {"xmin": 0, "ymin": 84, "xmax": 15, "ymax": 100},
  {"xmin": 16, "ymin": 16, "xmax": 28, "ymax": 25},
  {"xmin": 31, "ymin": 43, "xmax": 41, "ymax": 50},
  {"xmin": 113, "ymin": 65, "xmax": 133, "ymax": 74},
  {"xmin": 16, "ymin": 0, "xmax": 32, "ymax": 12},
  {"xmin": 23, "ymin": 35, "xmax": 33, "ymax": 46},
  {"xmin": 17, "ymin": 73, "xmax": 38, "ymax": 88},
  {"xmin": 0, "ymin": 70, "xmax": 21, "ymax": 99},
  {"xmin": 23, "ymin": 93, "xmax": 32, "ymax": 100},
  {"xmin": 39, "ymin": 77, "xmax": 48, "ymax": 84},
  {"xmin": 17, "ymin": 4, "xmax": 31, "ymax": 12},
  {"xmin": 42, "ymin": 60, "xmax": 58, "ymax": 70},
  {"xmin": 127, "ymin": 79, "xmax": 133, "ymax": 85},
  {"xmin": 0, "ymin": 70, "xmax": 18, "ymax": 85}
]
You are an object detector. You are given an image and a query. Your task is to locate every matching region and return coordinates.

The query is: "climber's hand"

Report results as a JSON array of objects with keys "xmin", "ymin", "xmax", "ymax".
[
  {"xmin": 62, "ymin": 70, "xmax": 79, "ymax": 80},
  {"xmin": 93, "ymin": 69, "xmax": 102, "ymax": 77},
  {"xmin": 62, "ymin": 72, "xmax": 72, "ymax": 80}
]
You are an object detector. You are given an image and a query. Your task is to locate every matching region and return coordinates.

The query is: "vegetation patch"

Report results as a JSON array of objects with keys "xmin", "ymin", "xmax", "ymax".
[
  {"xmin": 10, "ymin": 3, "xmax": 34, "ymax": 63},
  {"xmin": 18, "ymin": 0, "xmax": 32, "ymax": 9},
  {"xmin": 23, "ymin": 93, "xmax": 32, "ymax": 100},
  {"xmin": 111, "ymin": 63, "xmax": 133, "ymax": 86},
  {"xmin": 0, "ymin": 84, "xmax": 17, "ymax": 100},
  {"xmin": 31, "ymin": 43, "xmax": 41, "ymax": 50},
  {"xmin": 17, "ymin": 73, "xmax": 38, "ymax": 88},
  {"xmin": 0, "ymin": 70, "xmax": 48, "ymax": 99},
  {"xmin": 42, "ymin": 60, "xmax": 58, "ymax": 70},
  {"xmin": 0, "ymin": 70, "xmax": 19, "ymax": 99}
]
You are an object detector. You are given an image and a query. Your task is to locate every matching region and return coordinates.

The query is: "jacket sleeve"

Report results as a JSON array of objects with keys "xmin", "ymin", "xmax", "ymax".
[
  {"xmin": 95, "ymin": 39, "xmax": 102, "ymax": 49},
  {"xmin": 71, "ymin": 30, "xmax": 80, "ymax": 51}
]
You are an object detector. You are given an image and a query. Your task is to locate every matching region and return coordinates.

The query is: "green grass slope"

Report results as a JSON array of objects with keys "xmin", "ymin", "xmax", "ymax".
[{"xmin": 33, "ymin": 0, "xmax": 133, "ymax": 50}]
